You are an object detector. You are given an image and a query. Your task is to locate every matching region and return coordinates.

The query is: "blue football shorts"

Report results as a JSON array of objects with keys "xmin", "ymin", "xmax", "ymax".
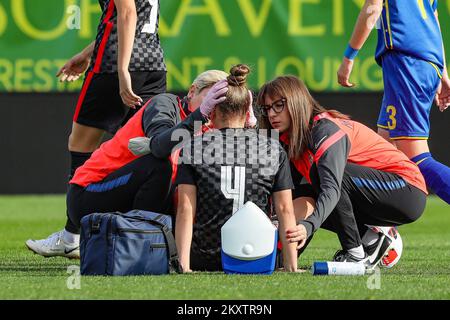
[{"xmin": 377, "ymin": 51, "xmax": 442, "ymax": 140}]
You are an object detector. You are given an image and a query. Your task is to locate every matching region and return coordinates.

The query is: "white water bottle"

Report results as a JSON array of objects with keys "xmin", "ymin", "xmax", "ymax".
[{"xmin": 312, "ymin": 261, "xmax": 366, "ymax": 276}]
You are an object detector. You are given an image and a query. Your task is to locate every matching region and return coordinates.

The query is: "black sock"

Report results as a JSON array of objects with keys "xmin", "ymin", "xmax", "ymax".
[{"xmin": 69, "ymin": 151, "xmax": 92, "ymax": 180}]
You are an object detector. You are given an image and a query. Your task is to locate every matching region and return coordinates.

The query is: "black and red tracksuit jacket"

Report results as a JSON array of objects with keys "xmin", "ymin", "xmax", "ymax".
[
  {"xmin": 281, "ymin": 112, "xmax": 427, "ymax": 236},
  {"xmin": 71, "ymin": 94, "xmax": 206, "ymax": 187}
]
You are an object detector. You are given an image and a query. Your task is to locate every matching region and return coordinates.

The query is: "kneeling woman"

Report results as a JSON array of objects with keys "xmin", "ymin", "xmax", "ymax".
[
  {"xmin": 175, "ymin": 65, "xmax": 298, "ymax": 272},
  {"xmin": 257, "ymin": 76, "xmax": 427, "ymax": 265}
]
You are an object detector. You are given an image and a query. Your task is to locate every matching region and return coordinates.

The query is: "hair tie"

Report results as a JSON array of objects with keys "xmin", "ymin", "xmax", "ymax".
[{"xmin": 229, "ymin": 75, "xmax": 240, "ymax": 86}]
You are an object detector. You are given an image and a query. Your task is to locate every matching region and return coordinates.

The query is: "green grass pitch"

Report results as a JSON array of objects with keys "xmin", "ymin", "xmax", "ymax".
[{"xmin": 0, "ymin": 195, "xmax": 449, "ymax": 300}]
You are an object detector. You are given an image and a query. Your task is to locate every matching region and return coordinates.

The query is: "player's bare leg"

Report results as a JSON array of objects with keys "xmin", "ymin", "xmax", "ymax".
[
  {"xmin": 68, "ymin": 122, "xmax": 105, "ymax": 153},
  {"xmin": 293, "ymin": 197, "xmax": 315, "ymax": 221},
  {"xmin": 395, "ymin": 139, "xmax": 430, "ymax": 159}
]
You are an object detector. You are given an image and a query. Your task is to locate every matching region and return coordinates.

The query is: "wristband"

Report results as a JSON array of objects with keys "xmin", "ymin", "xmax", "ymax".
[{"xmin": 344, "ymin": 44, "xmax": 359, "ymax": 60}]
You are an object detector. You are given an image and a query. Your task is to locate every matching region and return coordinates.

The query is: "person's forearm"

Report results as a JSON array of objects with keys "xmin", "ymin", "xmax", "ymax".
[
  {"xmin": 117, "ymin": 6, "xmax": 137, "ymax": 72},
  {"xmin": 175, "ymin": 209, "xmax": 193, "ymax": 271},
  {"xmin": 150, "ymin": 109, "xmax": 206, "ymax": 159},
  {"xmin": 80, "ymin": 41, "xmax": 95, "ymax": 60},
  {"xmin": 301, "ymin": 133, "xmax": 349, "ymax": 235},
  {"xmin": 276, "ymin": 204, "xmax": 298, "ymax": 271},
  {"xmin": 293, "ymin": 197, "xmax": 316, "ymax": 222},
  {"xmin": 300, "ymin": 187, "xmax": 341, "ymax": 236},
  {"xmin": 348, "ymin": 0, "xmax": 383, "ymax": 50}
]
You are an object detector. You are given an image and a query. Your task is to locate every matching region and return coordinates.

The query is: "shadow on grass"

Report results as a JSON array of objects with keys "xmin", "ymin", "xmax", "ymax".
[
  {"xmin": 0, "ymin": 265, "xmax": 70, "ymax": 276},
  {"xmin": 0, "ymin": 256, "xmax": 77, "ymax": 276}
]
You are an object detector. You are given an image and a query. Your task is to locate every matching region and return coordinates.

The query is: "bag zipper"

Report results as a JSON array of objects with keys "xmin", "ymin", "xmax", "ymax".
[
  {"xmin": 151, "ymin": 243, "xmax": 167, "ymax": 249},
  {"xmin": 116, "ymin": 228, "xmax": 162, "ymax": 234}
]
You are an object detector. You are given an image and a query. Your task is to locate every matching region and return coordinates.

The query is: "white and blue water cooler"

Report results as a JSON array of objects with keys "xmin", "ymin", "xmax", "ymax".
[{"xmin": 221, "ymin": 201, "xmax": 278, "ymax": 275}]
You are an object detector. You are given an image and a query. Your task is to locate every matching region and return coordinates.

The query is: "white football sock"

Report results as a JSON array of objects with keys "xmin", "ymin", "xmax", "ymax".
[
  {"xmin": 362, "ymin": 228, "xmax": 380, "ymax": 247},
  {"xmin": 63, "ymin": 229, "xmax": 80, "ymax": 245},
  {"xmin": 348, "ymin": 245, "xmax": 365, "ymax": 259}
]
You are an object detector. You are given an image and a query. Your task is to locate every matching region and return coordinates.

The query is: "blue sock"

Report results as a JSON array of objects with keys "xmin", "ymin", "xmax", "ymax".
[{"xmin": 411, "ymin": 152, "xmax": 450, "ymax": 204}]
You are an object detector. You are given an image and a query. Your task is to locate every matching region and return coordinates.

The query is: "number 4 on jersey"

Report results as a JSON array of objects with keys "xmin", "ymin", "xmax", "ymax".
[
  {"xmin": 142, "ymin": 0, "xmax": 158, "ymax": 34},
  {"xmin": 221, "ymin": 166, "xmax": 246, "ymax": 215}
]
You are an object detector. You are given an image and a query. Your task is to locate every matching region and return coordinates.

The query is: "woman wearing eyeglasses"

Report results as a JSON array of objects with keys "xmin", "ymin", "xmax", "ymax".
[{"xmin": 257, "ymin": 76, "xmax": 427, "ymax": 267}]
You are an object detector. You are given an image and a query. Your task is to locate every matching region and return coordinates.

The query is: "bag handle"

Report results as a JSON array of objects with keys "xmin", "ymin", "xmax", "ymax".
[{"xmin": 120, "ymin": 213, "xmax": 182, "ymax": 274}]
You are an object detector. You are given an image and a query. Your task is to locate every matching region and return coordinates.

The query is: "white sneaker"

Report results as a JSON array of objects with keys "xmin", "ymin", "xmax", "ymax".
[
  {"xmin": 363, "ymin": 226, "xmax": 393, "ymax": 268},
  {"xmin": 26, "ymin": 230, "xmax": 80, "ymax": 259}
]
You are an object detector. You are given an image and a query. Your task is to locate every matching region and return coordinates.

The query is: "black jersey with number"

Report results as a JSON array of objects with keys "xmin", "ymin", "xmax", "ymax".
[
  {"xmin": 89, "ymin": 0, "xmax": 166, "ymax": 73},
  {"xmin": 176, "ymin": 129, "xmax": 293, "ymax": 265}
]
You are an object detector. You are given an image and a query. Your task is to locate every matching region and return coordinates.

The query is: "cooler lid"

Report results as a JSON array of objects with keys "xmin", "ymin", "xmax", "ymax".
[{"xmin": 221, "ymin": 202, "xmax": 276, "ymax": 260}]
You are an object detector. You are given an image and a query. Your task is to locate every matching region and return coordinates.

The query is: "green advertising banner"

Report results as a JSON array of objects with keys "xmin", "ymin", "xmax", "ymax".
[{"xmin": 0, "ymin": 0, "xmax": 449, "ymax": 92}]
